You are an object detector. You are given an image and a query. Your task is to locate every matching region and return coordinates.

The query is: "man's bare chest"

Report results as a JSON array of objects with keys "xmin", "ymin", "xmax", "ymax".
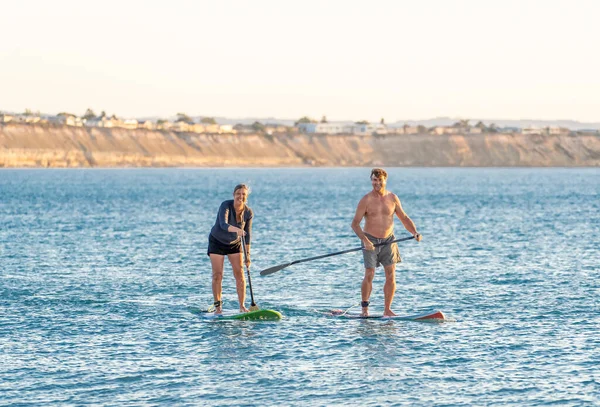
[{"xmin": 366, "ymin": 199, "xmax": 395, "ymax": 218}]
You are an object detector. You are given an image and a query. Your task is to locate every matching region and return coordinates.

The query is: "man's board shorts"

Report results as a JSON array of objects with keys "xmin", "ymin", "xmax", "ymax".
[
  {"xmin": 362, "ymin": 233, "xmax": 401, "ymax": 268},
  {"xmin": 207, "ymin": 234, "xmax": 242, "ymax": 256}
]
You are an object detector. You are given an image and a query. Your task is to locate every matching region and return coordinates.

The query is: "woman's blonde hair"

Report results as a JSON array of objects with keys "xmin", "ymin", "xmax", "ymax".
[{"xmin": 233, "ymin": 184, "xmax": 250, "ymax": 194}]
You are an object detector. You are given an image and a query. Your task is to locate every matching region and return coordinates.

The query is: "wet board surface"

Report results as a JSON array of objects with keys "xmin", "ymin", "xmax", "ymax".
[
  {"xmin": 202, "ymin": 309, "xmax": 283, "ymax": 321},
  {"xmin": 332, "ymin": 309, "xmax": 447, "ymax": 321}
]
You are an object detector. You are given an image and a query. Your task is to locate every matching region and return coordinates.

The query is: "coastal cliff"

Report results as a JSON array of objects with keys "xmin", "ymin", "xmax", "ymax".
[{"xmin": 1, "ymin": 123, "xmax": 599, "ymax": 167}]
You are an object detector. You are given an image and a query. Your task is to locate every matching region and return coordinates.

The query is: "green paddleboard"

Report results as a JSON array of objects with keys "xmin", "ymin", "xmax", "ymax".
[{"xmin": 203, "ymin": 309, "xmax": 282, "ymax": 321}]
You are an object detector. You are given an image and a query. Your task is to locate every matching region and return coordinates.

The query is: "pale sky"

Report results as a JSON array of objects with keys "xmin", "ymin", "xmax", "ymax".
[{"xmin": 1, "ymin": 0, "xmax": 599, "ymax": 122}]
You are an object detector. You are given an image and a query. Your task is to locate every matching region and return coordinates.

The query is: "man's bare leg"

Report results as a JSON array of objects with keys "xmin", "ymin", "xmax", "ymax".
[
  {"xmin": 228, "ymin": 253, "xmax": 249, "ymax": 313},
  {"xmin": 383, "ymin": 264, "xmax": 397, "ymax": 316},
  {"xmin": 361, "ymin": 268, "xmax": 375, "ymax": 316}
]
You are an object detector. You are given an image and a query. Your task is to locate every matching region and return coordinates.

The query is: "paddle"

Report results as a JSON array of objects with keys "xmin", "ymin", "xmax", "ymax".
[
  {"xmin": 259, "ymin": 235, "xmax": 416, "ymax": 276},
  {"xmin": 241, "ymin": 221, "xmax": 259, "ymax": 311}
]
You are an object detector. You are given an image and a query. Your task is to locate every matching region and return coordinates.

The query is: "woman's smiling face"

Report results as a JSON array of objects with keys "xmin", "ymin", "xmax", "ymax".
[{"xmin": 233, "ymin": 186, "xmax": 248, "ymax": 205}]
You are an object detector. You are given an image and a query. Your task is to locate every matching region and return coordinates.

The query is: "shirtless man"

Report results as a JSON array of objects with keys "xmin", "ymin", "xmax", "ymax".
[{"xmin": 351, "ymin": 168, "xmax": 422, "ymax": 317}]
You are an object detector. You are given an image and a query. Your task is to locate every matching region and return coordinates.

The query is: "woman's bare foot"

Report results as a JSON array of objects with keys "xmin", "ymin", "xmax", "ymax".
[
  {"xmin": 383, "ymin": 309, "xmax": 397, "ymax": 317},
  {"xmin": 361, "ymin": 307, "xmax": 369, "ymax": 317},
  {"xmin": 239, "ymin": 305, "xmax": 249, "ymax": 313},
  {"xmin": 215, "ymin": 306, "xmax": 223, "ymax": 315}
]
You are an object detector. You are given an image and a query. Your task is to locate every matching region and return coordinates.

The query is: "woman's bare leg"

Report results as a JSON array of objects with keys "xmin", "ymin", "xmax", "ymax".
[
  {"xmin": 210, "ymin": 254, "xmax": 225, "ymax": 314},
  {"xmin": 228, "ymin": 252, "xmax": 248, "ymax": 312}
]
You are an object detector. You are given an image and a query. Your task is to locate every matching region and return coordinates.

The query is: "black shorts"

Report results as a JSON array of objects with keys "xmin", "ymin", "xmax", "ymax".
[{"xmin": 207, "ymin": 234, "xmax": 242, "ymax": 256}]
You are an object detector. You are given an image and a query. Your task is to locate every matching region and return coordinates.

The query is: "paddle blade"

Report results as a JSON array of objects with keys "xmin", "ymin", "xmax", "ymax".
[
  {"xmin": 259, "ymin": 262, "xmax": 292, "ymax": 276},
  {"xmin": 250, "ymin": 304, "xmax": 260, "ymax": 311}
]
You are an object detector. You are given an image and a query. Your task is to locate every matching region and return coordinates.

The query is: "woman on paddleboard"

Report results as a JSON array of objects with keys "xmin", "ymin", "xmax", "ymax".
[{"xmin": 208, "ymin": 184, "xmax": 253, "ymax": 314}]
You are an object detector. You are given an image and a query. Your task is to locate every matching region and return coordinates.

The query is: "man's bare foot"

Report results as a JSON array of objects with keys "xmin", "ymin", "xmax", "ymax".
[
  {"xmin": 361, "ymin": 307, "xmax": 369, "ymax": 317},
  {"xmin": 383, "ymin": 309, "xmax": 397, "ymax": 317},
  {"xmin": 215, "ymin": 306, "xmax": 222, "ymax": 315},
  {"xmin": 239, "ymin": 306, "xmax": 249, "ymax": 313}
]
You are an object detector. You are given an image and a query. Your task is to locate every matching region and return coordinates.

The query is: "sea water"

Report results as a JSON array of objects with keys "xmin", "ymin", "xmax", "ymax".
[{"xmin": 1, "ymin": 168, "xmax": 598, "ymax": 406}]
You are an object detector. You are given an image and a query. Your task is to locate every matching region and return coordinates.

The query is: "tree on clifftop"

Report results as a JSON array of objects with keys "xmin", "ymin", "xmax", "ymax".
[
  {"xmin": 176, "ymin": 113, "xmax": 192, "ymax": 123},
  {"xmin": 251, "ymin": 121, "xmax": 266, "ymax": 133},
  {"xmin": 355, "ymin": 120, "xmax": 369, "ymax": 125},
  {"xmin": 83, "ymin": 108, "xmax": 96, "ymax": 120},
  {"xmin": 453, "ymin": 119, "xmax": 470, "ymax": 128},
  {"xmin": 295, "ymin": 116, "xmax": 316, "ymax": 126},
  {"xmin": 200, "ymin": 117, "xmax": 217, "ymax": 124},
  {"xmin": 321, "ymin": 115, "xmax": 328, "ymax": 123}
]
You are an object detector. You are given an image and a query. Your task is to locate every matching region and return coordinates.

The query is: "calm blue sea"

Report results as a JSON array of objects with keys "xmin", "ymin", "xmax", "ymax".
[{"xmin": 1, "ymin": 168, "xmax": 599, "ymax": 406}]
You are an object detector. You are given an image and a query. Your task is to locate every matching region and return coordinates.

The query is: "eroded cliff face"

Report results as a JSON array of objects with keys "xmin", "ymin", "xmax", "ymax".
[{"xmin": 0, "ymin": 124, "xmax": 599, "ymax": 167}]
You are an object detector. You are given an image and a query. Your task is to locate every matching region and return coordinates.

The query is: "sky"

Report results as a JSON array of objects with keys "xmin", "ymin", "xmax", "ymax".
[{"xmin": 1, "ymin": 0, "xmax": 599, "ymax": 122}]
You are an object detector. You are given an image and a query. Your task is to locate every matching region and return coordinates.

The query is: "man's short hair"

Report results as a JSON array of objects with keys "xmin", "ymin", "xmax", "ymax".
[{"xmin": 370, "ymin": 168, "xmax": 388, "ymax": 179}]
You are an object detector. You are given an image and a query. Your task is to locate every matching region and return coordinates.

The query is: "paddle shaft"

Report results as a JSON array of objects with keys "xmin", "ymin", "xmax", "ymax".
[
  {"xmin": 260, "ymin": 235, "xmax": 415, "ymax": 276},
  {"xmin": 240, "ymin": 223, "xmax": 256, "ymax": 307}
]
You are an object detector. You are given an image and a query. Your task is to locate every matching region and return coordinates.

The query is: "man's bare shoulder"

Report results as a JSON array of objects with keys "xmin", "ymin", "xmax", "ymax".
[
  {"xmin": 384, "ymin": 191, "xmax": 400, "ymax": 201},
  {"xmin": 359, "ymin": 191, "xmax": 375, "ymax": 202},
  {"xmin": 355, "ymin": 193, "xmax": 371, "ymax": 211}
]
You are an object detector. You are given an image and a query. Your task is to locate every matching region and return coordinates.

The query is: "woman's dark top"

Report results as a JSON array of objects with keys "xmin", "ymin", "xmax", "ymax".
[{"xmin": 209, "ymin": 200, "xmax": 253, "ymax": 246}]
